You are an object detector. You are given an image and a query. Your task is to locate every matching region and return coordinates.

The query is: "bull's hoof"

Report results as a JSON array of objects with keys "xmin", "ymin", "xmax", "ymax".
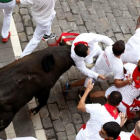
[{"xmin": 29, "ymin": 108, "xmax": 37, "ymax": 116}]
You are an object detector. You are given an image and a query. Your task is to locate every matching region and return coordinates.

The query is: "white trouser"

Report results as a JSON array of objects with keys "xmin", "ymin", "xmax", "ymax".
[
  {"xmin": 20, "ymin": 14, "xmax": 55, "ymax": 58},
  {"xmin": 8, "ymin": 137, "xmax": 37, "ymax": 140},
  {"xmin": 0, "ymin": 0, "xmax": 15, "ymax": 38}
]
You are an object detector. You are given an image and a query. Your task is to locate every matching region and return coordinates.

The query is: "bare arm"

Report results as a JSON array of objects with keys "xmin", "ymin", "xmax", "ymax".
[
  {"xmin": 114, "ymin": 74, "xmax": 132, "ymax": 88},
  {"xmin": 114, "ymin": 79, "xmax": 130, "ymax": 88},
  {"xmin": 77, "ymin": 79, "xmax": 94, "ymax": 113}
]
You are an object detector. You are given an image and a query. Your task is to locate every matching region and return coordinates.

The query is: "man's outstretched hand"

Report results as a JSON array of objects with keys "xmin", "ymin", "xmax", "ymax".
[
  {"xmin": 86, "ymin": 78, "xmax": 94, "ymax": 92},
  {"xmin": 98, "ymin": 74, "xmax": 107, "ymax": 80}
]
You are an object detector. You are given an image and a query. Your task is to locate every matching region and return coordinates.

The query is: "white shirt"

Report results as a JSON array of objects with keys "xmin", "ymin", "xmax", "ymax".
[
  {"xmin": 95, "ymin": 46, "xmax": 124, "ymax": 80},
  {"xmin": 119, "ymin": 132, "xmax": 135, "ymax": 140},
  {"xmin": 75, "ymin": 104, "xmax": 120, "ymax": 140},
  {"xmin": 121, "ymin": 28, "xmax": 140, "ymax": 64},
  {"xmin": 20, "ymin": 0, "xmax": 56, "ymax": 25},
  {"xmin": 71, "ymin": 33, "xmax": 114, "ymax": 79}
]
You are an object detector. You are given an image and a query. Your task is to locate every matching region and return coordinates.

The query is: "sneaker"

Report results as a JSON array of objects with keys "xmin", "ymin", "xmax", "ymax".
[
  {"xmin": 64, "ymin": 83, "xmax": 71, "ymax": 94},
  {"xmin": 42, "ymin": 33, "xmax": 56, "ymax": 41},
  {"xmin": 2, "ymin": 32, "xmax": 11, "ymax": 43}
]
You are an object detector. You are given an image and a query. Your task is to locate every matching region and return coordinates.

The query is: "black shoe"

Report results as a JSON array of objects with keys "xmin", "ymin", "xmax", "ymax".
[
  {"xmin": 42, "ymin": 33, "xmax": 56, "ymax": 41},
  {"xmin": 64, "ymin": 83, "xmax": 71, "ymax": 94}
]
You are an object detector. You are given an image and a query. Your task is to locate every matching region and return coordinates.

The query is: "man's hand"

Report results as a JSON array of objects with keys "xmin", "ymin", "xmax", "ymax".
[
  {"xmin": 77, "ymin": 79, "xmax": 94, "ymax": 113},
  {"xmin": 98, "ymin": 74, "xmax": 107, "ymax": 80},
  {"xmin": 119, "ymin": 112, "xmax": 127, "ymax": 127},
  {"xmin": 127, "ymin": 74, "xmax": 133, "ymax": 85},
  {"xmin": 86, "ymin": 78, "xmax": 94, "ymax": 92},
  {"xmin": 16, "ymin": 0, "xmax": 20, "ymax": 3}
]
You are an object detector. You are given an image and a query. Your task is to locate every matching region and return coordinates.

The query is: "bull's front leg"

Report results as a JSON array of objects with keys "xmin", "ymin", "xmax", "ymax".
[{"xmin": 29, "ymin": 91, "xmax": 50, "ymax": 115}]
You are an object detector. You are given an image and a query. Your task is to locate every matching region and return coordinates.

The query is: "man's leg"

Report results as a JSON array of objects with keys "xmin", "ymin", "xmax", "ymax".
[
  {"xmin": 20, "ymin": 24, "xmax": 47, "ymax": 58},
  {"xmin": 71, "ymin": 78, "xmax": 85, "ymax": 87},
  {"xmin": 42, "ymin": 13, "xmax": 56, "ymax": 41},
  {"xmin": 64, "ymin": 78, "xmax": 85, "ymax": 94},
  {"xmin": 1, "ymin": 0, "xmax": 15, "ymax": 39},
  {"xmin": 90, "ymin": 90, "xmax": 105, "ymax": 98},
  {"xmin": 90, "ymin": 91, "xmax": 106, "ymax": 105}
]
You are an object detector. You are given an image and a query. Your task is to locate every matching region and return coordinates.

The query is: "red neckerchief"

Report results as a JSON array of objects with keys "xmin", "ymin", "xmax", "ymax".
[
  {"xmin": 105, "ymin": 136, "xmax": 121, "ymax": 140},
  {"xmin": 74, "ymin": 41, "xmax": 88, "ymax": 49},
  {"xmin": 79, "ymin": 124, "xmax": 86, "ymax": 130},
  {"xmin": 104, "ymin": 103, "xmax": 118, "ymax": 119},
  {"xmin": 132, "ymin": 67, "xmax": 140, "ymax": 89},
  {"xmin": 130, "ymin": 134, "xmax": 140, "ymax": 140}
]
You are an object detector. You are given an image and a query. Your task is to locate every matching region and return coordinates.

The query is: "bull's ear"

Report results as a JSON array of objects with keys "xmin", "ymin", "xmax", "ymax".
[{"xmin": 42, "ymin": 54, "xmax": 55, "ymax": 72}]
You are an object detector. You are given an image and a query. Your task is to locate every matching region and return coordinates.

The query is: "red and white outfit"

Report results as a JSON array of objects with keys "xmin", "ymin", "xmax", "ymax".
[
  {"xmin": 0, "ymin": 0, "xmax": 15, "ymax": 39},
  {"xmin": 71, "ymin": 33, "xmax": 114, "ymax": 80},
  {"xmin": 75, "ymin": 103, "xmax": 120, "ymax": 140},
  {"xmin": 84, "ymin": 46, "xmax": 124, "ymax": 87},
  {"xmin": 118, "ymin": 132, "xmax": 140, "ymax": 140},
  {"xmin": 20, "ymin": 0, "xmax": 56, "ymax": 58},
  {"xmin": 121, "ymin": 28, "xmax": 140, "ymax": 64},
  {"xmin": 105, "ymin": 63, "xmax": 140, "ymax": 118}
]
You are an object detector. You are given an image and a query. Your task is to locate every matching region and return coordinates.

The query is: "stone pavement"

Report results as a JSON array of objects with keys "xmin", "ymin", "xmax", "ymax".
[{"xmin": 0, "ymin": 0, "xmax": 140, "ymax": 139}]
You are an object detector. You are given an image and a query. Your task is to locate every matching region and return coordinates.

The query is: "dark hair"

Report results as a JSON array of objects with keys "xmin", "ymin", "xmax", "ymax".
[
  {"xmin": 112, "ymin": 40, "xmax": 125, "ymax": 56},
  {"xmin": 103, "ymin": 122, "xmax": 121, "ymax": 139},
  {"xmin": 108, "ymin": 91, "xmax": 122, "ymax": 106},
  {"xmin": 74, "ymin": 43, "xmax": 88, "ymax": 57}
]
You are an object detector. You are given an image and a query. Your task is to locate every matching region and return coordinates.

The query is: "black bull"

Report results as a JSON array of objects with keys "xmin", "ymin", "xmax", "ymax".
[{"xmin": 0, "ymin": 45, "xmax": 74, "ymax": 131}]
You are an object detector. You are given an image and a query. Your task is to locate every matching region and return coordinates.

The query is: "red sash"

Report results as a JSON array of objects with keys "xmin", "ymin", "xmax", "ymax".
[
  {"xmin": 104, "ymin": 103, "xmax": 119, "ymax": 119},
  {"xmin": 79, "ymin": 124, "xmax": 86, "ymax": 130},
  {"xmin": 122, "ymin": 99, "xmax": 140, "ymax": 119},
  {"xmin": 48, "ymin": 32, "xmax": 79, "ymax": 46},
  {"xmin": 130, "ymin": 134, "xmax": 140, "ymax": 140}
]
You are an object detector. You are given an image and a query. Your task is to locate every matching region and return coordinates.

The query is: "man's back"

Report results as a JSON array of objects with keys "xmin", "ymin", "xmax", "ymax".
[{"xmin": 95, "ymin": 46, "xmax": 124, "ymax": 80}]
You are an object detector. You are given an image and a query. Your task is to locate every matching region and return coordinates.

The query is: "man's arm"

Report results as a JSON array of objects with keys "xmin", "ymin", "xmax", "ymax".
[
  {"xmin": 76, "ymin": 61, "xmax": 106, "ymax": 80},
  {"xmin": 77, "ymin": 79, "xmax": 94, "ymax": 113},
  {"xmin": 114, "ymin": 74, "xmax": 132, "ymax": 88},
  {"xmin": 89, "ymin": 33, "xmax": 114, "ymax": 46},
  {"xmin": 114, "ymin": 79, "xmax": 132, "ymax": 88}
]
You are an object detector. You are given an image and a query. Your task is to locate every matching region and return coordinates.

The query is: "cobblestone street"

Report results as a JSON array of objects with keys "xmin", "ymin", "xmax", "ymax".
[{"xmin": 0, "ymin": 0, "xmax": 140, "ymax": 139}]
